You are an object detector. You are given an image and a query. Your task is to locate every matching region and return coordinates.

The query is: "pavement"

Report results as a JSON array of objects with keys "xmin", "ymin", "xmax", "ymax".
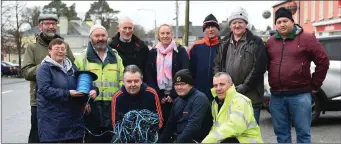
[{"xmin": 1, "ymin": 77, "xmax": 341, "ymax": 143}]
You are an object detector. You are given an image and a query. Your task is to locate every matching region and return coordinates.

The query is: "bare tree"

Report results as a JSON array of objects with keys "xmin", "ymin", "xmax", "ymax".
[
  {"xmin": 21, "ymin": 6, "xmax": 41, "ymax": 28},
  {"xmin": 1, "ymin": 1, "xmax": 14, "ymax": 60},
  {"xmin": 6, "ymin": 1, "xmax": 29, "ymax": 76}
]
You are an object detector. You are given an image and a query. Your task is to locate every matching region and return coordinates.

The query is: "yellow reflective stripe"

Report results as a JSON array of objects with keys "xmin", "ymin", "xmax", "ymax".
[
  {"xmin": 214, "ymin": 121, "xmax": 221, "ymax": 127},
  {"xmin": 231, "ymin": 111, "xmax": 249, "ymax": 127},
  {"xmin": 247, "ymin": 121, "xmax": 258, "ymax": 129},
  {"xmin": 247, "ymin": 138, "xmax": 257, "ymax": 143},
  {"xmin": 214, "ymin": 130, "xmax": 222, "ymax": 141},
  {"xmin": 94, "ymin": 81, "xmax": 120, "ymax": 87}
]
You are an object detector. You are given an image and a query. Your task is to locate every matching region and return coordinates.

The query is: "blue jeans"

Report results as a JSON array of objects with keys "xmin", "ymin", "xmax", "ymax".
[
  {"xmin": 253, "ymin": 107, "xmax": 261, "ymax": 125},
  {"xmin": 270, "ymin": 93, "xmax": 312, "ymax": 143}
]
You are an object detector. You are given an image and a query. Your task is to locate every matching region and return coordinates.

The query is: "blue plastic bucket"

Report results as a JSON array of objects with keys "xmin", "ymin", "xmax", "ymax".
[{"xmin": 76, "ymin": 73, "xmax": 93, "ymax": 95}]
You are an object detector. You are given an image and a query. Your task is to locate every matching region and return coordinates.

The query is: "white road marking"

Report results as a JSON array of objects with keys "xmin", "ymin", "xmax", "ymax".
[{"xmin": 2, "ymin": 90, "xmax": 13, "ymax": 94}]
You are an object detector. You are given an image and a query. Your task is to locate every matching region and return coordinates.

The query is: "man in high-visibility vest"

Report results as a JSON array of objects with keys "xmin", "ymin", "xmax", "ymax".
[
  {"xmin": 202, "ymin": 72, "xmax": 263, "ymax": 143},
  {"xmin": 74, "ymin": 25, "xmax": 124, "ymax": 143}
]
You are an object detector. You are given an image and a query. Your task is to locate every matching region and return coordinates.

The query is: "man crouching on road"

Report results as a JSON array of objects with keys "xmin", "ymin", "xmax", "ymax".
[
  {"xmin": 159, "ymin": 69, "xmax": 212, "ymax": 143},
  {"xmin": 202, "ymin": 72, "xmax": 263, "ymax": 143}
]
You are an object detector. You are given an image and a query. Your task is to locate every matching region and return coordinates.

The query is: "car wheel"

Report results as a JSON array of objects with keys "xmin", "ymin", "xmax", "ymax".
[{"xmin": 311, "ymin": 92, "xmax": 321, "ymax": 124}]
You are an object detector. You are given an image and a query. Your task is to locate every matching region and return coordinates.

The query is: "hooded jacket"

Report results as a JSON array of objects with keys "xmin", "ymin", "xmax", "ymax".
[
  {"xmin": 159, "ymin": 88, "xmax": 212, "ymax": 143},
  {"xmin": 266, "ymin": 24, "xmax": 329, "ymax": 94},
  {"xmin": 22, "ymin": 33, "xmax": 75, "ymax": 106},
  {"xmin": 111, "ymin": 83, "xmax": 164, "ymax": 128},
  {"xmin": 187, "ymin": 36, "xmax": 220, "ymax": 101},
  {"xmin": 36, "ymin": 56, "xmax": 84, "ymax": 142}
]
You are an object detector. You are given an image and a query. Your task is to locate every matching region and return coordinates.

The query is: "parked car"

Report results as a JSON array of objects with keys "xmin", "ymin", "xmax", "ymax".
[
  {"xmin": 1, "ymin": 62, "xmax": 13, "ymax": 77},
  {"xmin": 2, "ymin": 61, "xmax": 19, "ymax": 76},
  {"xmin": 263, "ymin": 35, "xmax": 341, "ymax": 124}
]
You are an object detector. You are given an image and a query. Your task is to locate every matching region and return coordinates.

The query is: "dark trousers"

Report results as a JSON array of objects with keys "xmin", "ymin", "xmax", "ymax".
[
  {"xmin": 28, "ymin": 106, "xmax": 39, "ymax": 143},
  {"xmin": 84, "ymin": 127, "xmax": 113, "ymax": 143},
  {"xmin": 43, "ymin": 137, "xmax": 83, "ymax": 143}
]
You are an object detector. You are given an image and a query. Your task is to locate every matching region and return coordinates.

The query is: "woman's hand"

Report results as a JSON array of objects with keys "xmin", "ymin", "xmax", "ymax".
[
  {"xmin": 69, "ymin": 90, "xmax": 84, "ymax": 97},
  {"xmin": 89, "ymin": 90, "xmax": 97, "ymax": 100},
  {"xmin": 166, "ymin": 96, "xmax": 173, "ymax": 103}
]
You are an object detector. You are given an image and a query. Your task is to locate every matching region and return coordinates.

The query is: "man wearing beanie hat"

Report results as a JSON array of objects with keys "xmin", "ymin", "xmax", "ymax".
[
  {"xmin": 159, "ymin": 69, "xmax": 212, "ymax": 143},
  {"xmin": 108, "ymin": 18, "xmax": 149, "ymax": 77},
  {"xmin": 214, "ymin": 7, "xmax": 268, "ymax": 125},
  {"xmin": 266, "ymin": 7, "xmax": 329, "ymax": 143},
  {"xmin": 22, "ymin": 13, "xmax": 75, "ymax": 143},
  {"xmin": 74, "ymin": 24, "xmax": 124, "ymax": 143},
  {"xmin": 187, "ymin": 14, "xmax": 220, "ymax": 102}
]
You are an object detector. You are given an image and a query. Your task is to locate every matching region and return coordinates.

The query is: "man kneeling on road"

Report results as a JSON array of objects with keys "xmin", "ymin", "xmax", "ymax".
[
  {"xmin": 202, "ymin": 72, "xmax": 263, "ymax": 143},
  {"xmin": 159, "ymin": 69, "xmax": 212, "ymax": 143},
  {"xmin": 111, "ymin": 65, "xmax": 164, "ymax": 129}
]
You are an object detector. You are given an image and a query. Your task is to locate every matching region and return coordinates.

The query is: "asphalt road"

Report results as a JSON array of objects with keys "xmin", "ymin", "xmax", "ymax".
[{"xmin": 1, "ymin": 77, "xmax": 341, "ymax": 143}]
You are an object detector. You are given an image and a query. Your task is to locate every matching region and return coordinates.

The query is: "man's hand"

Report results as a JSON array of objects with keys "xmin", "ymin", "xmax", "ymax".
[
  {"xmin": 85, "ymin": 104, "xmax": 91, "ymax": 114},
  {"xmin": 161, "ymin": 97, "xmax": 167, "ymax": 104},
  {"xmin": 89, "ymin": 90, "xmax": 97, "ymax": 99},
  {"xmin": 312, "ymin": 90, "xmax": 318, "ymax": 95},
  {"xmin": 235, "ymin": 84, "xmax": 248, "ymax": 94}
]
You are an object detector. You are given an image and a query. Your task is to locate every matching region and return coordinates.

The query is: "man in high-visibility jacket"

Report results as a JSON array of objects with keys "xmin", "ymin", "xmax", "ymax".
[
  {"xmin": 202, "ymin": 72, "xmax": 263, "ymax": 143},
  {"xmin": 74, "ymin": 25, "xmax": 124, "ymax": 143}
]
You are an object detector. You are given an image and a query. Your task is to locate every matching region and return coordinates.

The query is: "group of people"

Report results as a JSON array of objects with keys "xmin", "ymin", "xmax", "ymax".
[{"xmin": 22, "ymin": 6, "xmax": 329, "ymax": 143}]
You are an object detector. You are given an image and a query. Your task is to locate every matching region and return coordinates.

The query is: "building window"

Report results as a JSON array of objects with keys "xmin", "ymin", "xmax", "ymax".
[
  {"xmin": 311, "ymin": 1, "xmax": 315, "ymax": 22},
  {"xmin": 304, "ymin": 1, "xmax": 309, "ymax": 23},
  {"xmin": 328, "ymin": 1, "xmax": 333, "ymax": 18},
  {"xmin": 319, "ymin": 1, "xmax": 324, "ymax": 20}
]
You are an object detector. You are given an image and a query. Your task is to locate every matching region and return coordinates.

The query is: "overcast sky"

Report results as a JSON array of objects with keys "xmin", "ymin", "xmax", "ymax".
[{"xmin": 25, "ymin": 1, "xmax": 281, "ymax": 31}]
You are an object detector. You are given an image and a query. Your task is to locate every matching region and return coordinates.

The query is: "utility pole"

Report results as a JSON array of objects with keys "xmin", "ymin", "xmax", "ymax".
[
  {"xmin": 184, "ymin": 0, "xmax": 190, "ymax": 46},
  {"xmin": 175, "ymin": 0, "xmax": 179, "ymax": 42}
]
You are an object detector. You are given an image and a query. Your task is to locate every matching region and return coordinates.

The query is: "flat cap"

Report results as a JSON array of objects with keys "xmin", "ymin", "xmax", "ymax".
[{"xmin": 38, "ymin": 14, "xmax": 58, "ymax": 23}]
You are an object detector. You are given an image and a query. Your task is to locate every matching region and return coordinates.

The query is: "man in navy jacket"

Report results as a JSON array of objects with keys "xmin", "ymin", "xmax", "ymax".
[{"xmin": 159, "ymin": 69, "xmax": 212, "ymax": 143}]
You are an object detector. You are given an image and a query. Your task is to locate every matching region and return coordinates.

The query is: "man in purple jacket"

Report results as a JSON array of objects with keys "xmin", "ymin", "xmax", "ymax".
[{"xmin": 266, "ymin": 7, "xmax": 330, "ymax": 143}]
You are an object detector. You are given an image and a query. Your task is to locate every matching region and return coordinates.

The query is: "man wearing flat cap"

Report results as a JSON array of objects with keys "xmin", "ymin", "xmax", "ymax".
[
  {"xmin": 74, "ymin": 24, "xmax": 124, "ymax": 143},
  {"xmin": 214, "ymin": 7, "xmax": 268, "ymax": 125},
  {"xmin": 159, "ymin": 69, "xmax": 212, "ymax": 143},
  {"xmin": 22, "ymin": 13, "xmax": 75, "ymax": 143},
  {"xmin": 266, "ymin": 7, "xmax": 329, "ymax": 143},
  {"xmin": 187, "ymin": 14, "xmax": 221, "ymax": 102}
]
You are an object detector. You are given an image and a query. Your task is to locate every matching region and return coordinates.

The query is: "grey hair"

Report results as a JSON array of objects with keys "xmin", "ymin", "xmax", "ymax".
[
  {"xmin": 118, "ymin": 17, "xmax": 134, "ymax": 26},
  {"xmin": 123, "ymin": 65, "xmax": 143, "ymax": 79},
  {"xmin": 214, "ymin": 72, "xmax": 233, "ymax": 83}
]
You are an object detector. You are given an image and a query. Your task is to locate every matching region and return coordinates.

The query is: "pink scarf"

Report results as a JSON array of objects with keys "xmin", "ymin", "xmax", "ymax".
[{"xmin": 156, "ymin": 40, "xmax": 176, "ymax": 90}]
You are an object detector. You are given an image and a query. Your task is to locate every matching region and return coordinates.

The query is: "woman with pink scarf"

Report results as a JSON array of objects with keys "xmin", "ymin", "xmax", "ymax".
[{"xmin": 145, "ymin": 24, "xmax": 189, "ymax": 133}]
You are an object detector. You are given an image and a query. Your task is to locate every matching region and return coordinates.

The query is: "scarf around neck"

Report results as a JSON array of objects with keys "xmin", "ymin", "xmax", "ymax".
[{"xmin": 156, "ymin": 40, "xmax": 176, "ymax": 90}]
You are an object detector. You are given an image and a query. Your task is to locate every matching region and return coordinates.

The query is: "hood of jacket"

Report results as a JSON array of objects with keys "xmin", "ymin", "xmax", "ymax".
[
  {"xmin": 274, "ymin": 24, "xmax": 303, "ymax": 40},
  {"xmin": 42, "ymin": 56, "xmax": 73, "ymax": 74}
]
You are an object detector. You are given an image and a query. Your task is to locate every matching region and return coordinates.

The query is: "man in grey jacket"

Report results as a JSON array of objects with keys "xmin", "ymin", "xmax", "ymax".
[{"xmin": 213, "ymin": 7, "xmax": 268, "ymax": 124}]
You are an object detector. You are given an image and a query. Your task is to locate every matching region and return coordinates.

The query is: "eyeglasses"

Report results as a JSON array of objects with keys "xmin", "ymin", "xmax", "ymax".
[
  {"xmin": 42, "ymin": 22, "xmax": 57, "ymax": 26},
  {"xmin": 52, "ymin": 47, "xmax": 66, "ymax": 51},
  {"xmin": 174, "ymin": 83, "xmax": 187, "ymax": 87}
]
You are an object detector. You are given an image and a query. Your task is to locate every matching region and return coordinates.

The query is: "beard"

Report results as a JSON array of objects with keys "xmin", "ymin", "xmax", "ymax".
[
  {"xmin": 42, "ymin": 30, "xmax": 56, "ymax": 39},
  {"xmin": 91, "ymin": 39, "xmax": 107, "ymax": 49}
]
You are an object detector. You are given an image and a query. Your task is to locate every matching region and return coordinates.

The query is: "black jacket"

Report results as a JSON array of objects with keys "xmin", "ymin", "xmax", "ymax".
[
  {"xmin": 111, "ymin": 83, "xmax": 164, "ymax": 128},
  {"xmin": 109, "ymin": 32, "xmax": 149, "ymax": 73},
  {"xmin": 145, "ymin": 45, "xmax": 190, "ymax": 99},
  {"xmin": 159, "ymin": 88, "xmax": 212, "ymax": 143},
  {"xmin": 214, "ymin": 29, "xmax": 268, "ymax": 107}
]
